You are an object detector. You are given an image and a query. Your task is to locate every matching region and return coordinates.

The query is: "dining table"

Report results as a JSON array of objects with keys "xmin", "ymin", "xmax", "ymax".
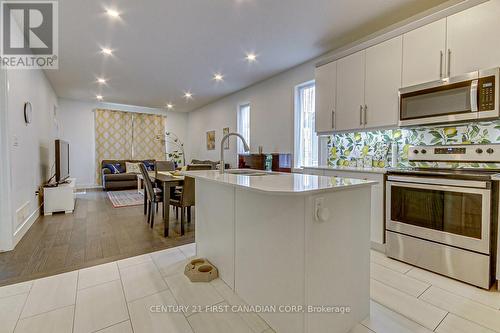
[{"xmin": 140, "ymin": 171, "xmax": 184, "ymax": 237}]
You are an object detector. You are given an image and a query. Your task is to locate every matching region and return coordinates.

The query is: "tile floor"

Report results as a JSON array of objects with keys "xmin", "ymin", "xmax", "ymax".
[{"xmin": 0, "ymin": 243, "xmax": 499, "ymax": 333}]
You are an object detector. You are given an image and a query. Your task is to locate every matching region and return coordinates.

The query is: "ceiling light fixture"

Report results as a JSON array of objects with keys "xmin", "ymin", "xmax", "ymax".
[
  {"xmin": 96, "ymin": 95, "xmax": 103, "ymax": 100},
  {"xmin": 101, "ymin": 48, "xmax": 113, "ymax": 56},
  {"xmin": 183, "ymin": 91, "xmax": 193, "ymax": 100},
  {"xmin": 97, "ymin": 78, "xmax": 107, "ymax": 84},
  {"xmin": 246, "ymin": 52, "xmax": 257, "ymax": 62},
  {"xmin": 166, "ymin": 103, "xmax": 174, "ymax": 109},
  {"xmin": 106, "ymin": 9, "xmax": 120, "ymax": 18},
  {"xmin": 213, "ymin": 73, "xmax": 224, "ymax": 82}
]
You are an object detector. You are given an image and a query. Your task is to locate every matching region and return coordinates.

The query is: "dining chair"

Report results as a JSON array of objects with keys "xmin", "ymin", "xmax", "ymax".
[
  {"xmin": 139, "ymin": 163, "xmax": 163, "ymax": 228},
  {"xmin": 172, "ymin": 163, "xmax": 213, "ymax": 222},
  {"xmin": 155, "ymin": 160, "xmax": 175, "ymax": 173},
  {"xmin": 170, "ymin": 176, "xmax": 196, "ymax": 235}
]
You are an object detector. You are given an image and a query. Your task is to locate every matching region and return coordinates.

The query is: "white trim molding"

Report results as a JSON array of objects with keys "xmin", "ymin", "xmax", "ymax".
[{"xmin": 0, "ymin": 70, "xmax": 14, "ymax": 251}]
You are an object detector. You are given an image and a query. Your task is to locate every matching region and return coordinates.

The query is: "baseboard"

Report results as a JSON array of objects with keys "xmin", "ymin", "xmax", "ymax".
[
  {"xmin": 13, "ymin": 204, "xmax": 41, "ymax": 247},
  {"xmin": 370, "ymin": 241, "xmax": 385, "ymax": 253}
]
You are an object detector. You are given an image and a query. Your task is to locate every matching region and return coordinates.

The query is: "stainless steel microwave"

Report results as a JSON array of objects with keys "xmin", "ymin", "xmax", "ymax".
[{"xmin": 399, "ymin": 68, "xmax": 499, "ymax": 127}]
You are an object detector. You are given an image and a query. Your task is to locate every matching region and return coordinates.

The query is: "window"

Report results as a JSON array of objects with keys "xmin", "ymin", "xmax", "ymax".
[
  {"xmin": 294, "ymin": 81, "xmax": 318, "ymax": 168},
  {"xmin": 237, "ymin": 103, "xmax": 250, "ymax": 154}
]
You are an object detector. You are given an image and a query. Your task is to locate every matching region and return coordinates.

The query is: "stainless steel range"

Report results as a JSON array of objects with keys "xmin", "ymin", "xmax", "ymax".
[{"xmin": 386, "ymin": 144, "xmax": 499, "ymax": 289}]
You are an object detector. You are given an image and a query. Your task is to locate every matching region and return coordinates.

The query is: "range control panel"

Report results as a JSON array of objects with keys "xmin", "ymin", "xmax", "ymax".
[
  {"xmin": 478, "ymin": 76, "xmax": 496, "ymax": 111},
  {"xmin": 408, "ymin": 144, "xmax": 500, "ymax": 162}
]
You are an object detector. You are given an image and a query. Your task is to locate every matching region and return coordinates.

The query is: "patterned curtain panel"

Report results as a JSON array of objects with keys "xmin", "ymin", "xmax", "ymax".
[
  {"xmin": 132, "ymin": 113, "xmax": 166, "ymax": 161},
  {"xmin": 95, "ymin": 109, "xmax": 133, "ymax": 184}
]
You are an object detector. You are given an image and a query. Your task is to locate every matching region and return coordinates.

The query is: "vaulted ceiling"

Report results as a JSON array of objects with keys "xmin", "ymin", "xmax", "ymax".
[{"xmin": 45, "ymin": 0, "xmax": 450, "ymax": 112}]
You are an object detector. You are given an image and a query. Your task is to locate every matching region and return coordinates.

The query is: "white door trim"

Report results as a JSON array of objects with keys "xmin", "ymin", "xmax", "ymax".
[{"xmin": 0, "ymin": 70, "xmax": 13, "ymax": 251}]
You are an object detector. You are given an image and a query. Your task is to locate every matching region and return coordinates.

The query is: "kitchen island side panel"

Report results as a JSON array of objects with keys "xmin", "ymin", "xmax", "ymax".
[
  {"xmin": 195, "ymin": 179, "xmax": 236, "ymax": 289},
  {"xmin": 305, "ymin": 186, "xmax": 371, "ymax": 333},
  {"xmin": 235, "ymin": 189, "xmax": 306, "ymax": 333}
]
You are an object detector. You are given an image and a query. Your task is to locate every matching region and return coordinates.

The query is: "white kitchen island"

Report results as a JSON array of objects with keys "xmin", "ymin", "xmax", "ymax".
[{"xmin": 182, "ymin": 170, "xmax": 376, "ymax": 333}]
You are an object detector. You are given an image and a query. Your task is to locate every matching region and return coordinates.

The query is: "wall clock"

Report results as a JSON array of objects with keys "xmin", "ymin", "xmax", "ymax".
[{"xmin": 24, "ymin": 102, "xmax": 32, "ymax": 124}]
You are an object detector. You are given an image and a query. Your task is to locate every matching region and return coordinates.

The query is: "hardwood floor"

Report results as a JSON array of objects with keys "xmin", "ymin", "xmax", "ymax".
[{"xmin": 0, "ymin": 189, "xmax": 195, "ymax": 287}]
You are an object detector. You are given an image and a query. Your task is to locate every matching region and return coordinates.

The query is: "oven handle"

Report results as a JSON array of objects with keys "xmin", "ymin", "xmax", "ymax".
[
  {"xmin": 387, "ymin": 175, "xmax": 489, "ymax": 189},
  {"xmin": 471, "ymin": 79, "xmax": 478, "ymax": 112}
]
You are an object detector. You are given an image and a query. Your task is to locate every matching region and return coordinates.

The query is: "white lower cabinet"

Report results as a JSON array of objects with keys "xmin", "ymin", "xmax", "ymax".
[{"xmin": 303, "ymin": 168, "xmax": 385, "ymax": 248}]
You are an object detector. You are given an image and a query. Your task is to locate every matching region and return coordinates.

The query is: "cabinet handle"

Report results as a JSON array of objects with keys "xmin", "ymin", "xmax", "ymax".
[
  {"xmin": 331, "ymin": 110, "xmax": 335, "ymax": 129},
  {"xmin": 447, "ymin": 49, "xmax": 451, "ymax": 77},
  {"xmin": 364, "ymin": 105, "xmax": 368, "ymax": 125},
  {"xmin": 359, "ymin": 105, "xmax": 363, "ymax": 126},
  {"xmin": 439, "ymin": 50, "xmax": 443, "ymax": 78}
]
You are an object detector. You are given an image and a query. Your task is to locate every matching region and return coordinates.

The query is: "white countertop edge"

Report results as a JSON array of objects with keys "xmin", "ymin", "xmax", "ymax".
[
  {"xmin": 182, "ymin": 170, "xmax": 377, "ymax": 196},
  {"xmin": 302, "ymin": 165, "xmax": 388, "ymax": 174}
]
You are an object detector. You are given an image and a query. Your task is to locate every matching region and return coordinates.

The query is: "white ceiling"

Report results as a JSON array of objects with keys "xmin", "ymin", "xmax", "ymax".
[{"xmin": 46, "ymin": 0, "xmax": 449, "ymax": 112}]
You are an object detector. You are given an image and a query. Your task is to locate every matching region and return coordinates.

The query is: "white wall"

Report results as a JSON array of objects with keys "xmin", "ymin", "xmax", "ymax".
[
  {"xmin": 186, "ymin": 59, "xmax": 315, "ymax": 167},
  {"xmin": 5, "ymin": 67, "xmax": 58, "ymax": 249},
  {"xmin": 57, "ymin": 98, "xmax": 188, "ymax": 188}
]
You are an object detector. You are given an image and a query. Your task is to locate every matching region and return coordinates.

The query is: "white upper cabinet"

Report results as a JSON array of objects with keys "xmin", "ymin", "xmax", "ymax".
[
  {"xmin": 402, "ymin": 18, "xmax": 446, "ymax": 86},
  {"xmin": 315, "ymin": 61, "xmax": 337, "ymax": 133},
  {"xmin": 365, "ymin": 36, "xmax": 402, "ymax": 129},
  {"xmin": 447, "ymin": 0, "xmax": 500, "ymax": 76},
  {"xmin": 336, "ymin": 50, "xmax": 365, "ymax": 131}
]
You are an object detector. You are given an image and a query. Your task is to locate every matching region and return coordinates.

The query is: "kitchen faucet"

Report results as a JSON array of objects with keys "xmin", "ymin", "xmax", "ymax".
[{"xmin": 220, "ymin": 132, "xmax": 250, "ymax": 174}]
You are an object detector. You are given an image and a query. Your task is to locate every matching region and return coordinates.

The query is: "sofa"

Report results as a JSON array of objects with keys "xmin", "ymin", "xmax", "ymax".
[{"xmin": 101, "ymin": 159, "xmax": 155, "ymax": 191}]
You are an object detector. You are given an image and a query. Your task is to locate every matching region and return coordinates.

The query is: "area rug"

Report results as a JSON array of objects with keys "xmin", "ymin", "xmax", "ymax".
[{"xmin": 107, "ymin": 190, "xmax": 144, "ymax": 208}]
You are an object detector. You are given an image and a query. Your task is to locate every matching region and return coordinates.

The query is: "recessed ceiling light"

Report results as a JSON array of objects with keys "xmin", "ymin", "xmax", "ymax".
[
  {"xmin": 166, "ymin": 103, "xmax": 174, "ymax": 109},
  {"xmin": 96, "ymin": 95, "xmax": 103, "ymax": 100},
  {"xmin": 106, "ymin": 9, "xmax": 120, "ymax": 18},
  {"xmin": 246, "ymin": 52, "xmax": 257, "ymax": 62},
  {"xmin": 213, "ymin": 73, "xmax": 224, "ymax": 82},
  {"xmin": 101, "ymin": 48, "xmax": 113, "ymax": 55},
  {"xmin": 97, "ymin": 78, "xmax": 106, "ymax": 84},
  {"xmin": 183, "ymin": 91, "xmax": 193, "ymax": 100}
]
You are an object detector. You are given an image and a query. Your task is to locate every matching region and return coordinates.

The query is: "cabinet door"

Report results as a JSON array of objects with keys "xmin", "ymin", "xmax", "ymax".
[
  {"xmin": 447, "ymin": 0, "xmax": 500, "ymax": 76},
  {"xmin": 336, "ymin": 50, "xmax": 365, "ymax": 131},
  {"xmin": 365, "ymin": 36, "xmax": 402, "ymax": 129},
  {"xmin": 314, "ymin": 61, "xmax": 337, "ymax": 133},
  {"xmin": 402, "ymin": 19, "xmax": 446, "ymax": 86}
]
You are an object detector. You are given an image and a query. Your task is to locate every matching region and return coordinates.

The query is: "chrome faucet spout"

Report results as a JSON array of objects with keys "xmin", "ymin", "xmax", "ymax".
[{"xmin": 220, "ymin": 132, "xmax": 249, "ymax": 174}]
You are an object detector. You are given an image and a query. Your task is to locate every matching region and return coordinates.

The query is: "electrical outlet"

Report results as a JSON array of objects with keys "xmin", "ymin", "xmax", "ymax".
[
  {"xmin": 12, "ymin": 135, "xmax": 19, "ymax": 147},
  {"xmin": 314, "ymin": 197, "xmax": 330, "ymax": 222}
]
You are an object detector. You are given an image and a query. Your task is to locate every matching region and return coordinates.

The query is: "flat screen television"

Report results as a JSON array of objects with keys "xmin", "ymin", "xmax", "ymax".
[{"xmin": 55, "ymin": 139, "xmax": 70, "ymax": 183}]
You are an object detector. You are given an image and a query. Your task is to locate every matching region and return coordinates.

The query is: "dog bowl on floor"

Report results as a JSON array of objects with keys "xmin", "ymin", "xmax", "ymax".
[{"xmin": 184, "ymin": 258, "xmax": 218, "ymax": 282}]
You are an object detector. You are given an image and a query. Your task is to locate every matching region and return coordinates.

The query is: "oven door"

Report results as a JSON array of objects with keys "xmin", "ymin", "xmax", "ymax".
[{"xmin": 386, "ymin": 176, "xmax": 491, "ymax": 254}]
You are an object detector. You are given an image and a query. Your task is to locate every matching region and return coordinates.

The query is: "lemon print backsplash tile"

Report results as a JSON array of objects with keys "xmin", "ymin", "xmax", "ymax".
[{"xmin": 327, "ymin": 120, "xmax": 500, "ymax": 169}]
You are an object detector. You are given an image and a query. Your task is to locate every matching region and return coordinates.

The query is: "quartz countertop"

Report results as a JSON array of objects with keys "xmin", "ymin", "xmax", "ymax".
[
  {"xmin": 181, "ymin": 169, "xmax": 376, "ymax": 195},
  {"xmin": 302, "ymin": 165, "xmax": 388, "ymax": 174}
]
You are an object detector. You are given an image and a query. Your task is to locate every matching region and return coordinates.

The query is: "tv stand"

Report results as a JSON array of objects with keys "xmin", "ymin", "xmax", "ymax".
[{"xmin": 43, "ymin": 178, "xmax": 76, "ymax": 216}]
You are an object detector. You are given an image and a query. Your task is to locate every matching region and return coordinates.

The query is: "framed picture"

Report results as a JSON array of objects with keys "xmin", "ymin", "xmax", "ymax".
[
  {"xmin": 223, "ymin": 127, "xmax": 229, "ymax": 149},
  {"xmin": 206, "ymin": 130, "xmax": 215, "ymax": 150}
]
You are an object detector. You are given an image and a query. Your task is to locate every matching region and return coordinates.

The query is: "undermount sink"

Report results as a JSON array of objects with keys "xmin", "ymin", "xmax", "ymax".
[{"xmin": 225, "ymin": 169, "xmax": 269, "ymax": 176}]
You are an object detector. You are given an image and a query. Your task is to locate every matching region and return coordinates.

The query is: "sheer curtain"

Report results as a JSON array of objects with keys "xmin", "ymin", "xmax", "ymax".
[
  {"xmin": 295, "ymin": 81, "xmax": 318, "ymax": 168},
  {"xmin": 237, "ymin": 103, "xmax": 250, "ymax": 154}
]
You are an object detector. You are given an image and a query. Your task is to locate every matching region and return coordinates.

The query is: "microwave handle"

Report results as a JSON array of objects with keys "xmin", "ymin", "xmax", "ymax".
[{"xmin": 471, "ymin": 79, "xmax": 478, "ymax": 112}]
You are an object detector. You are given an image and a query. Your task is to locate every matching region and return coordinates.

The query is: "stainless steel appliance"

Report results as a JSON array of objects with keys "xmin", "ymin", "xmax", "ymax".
[
  {"xmin": 386, "ymin": 144, "xmax": 499, "ymax": 289},
  {"xmin": 399, "ymin": 68, "xmax": 499, "ymax": 127}
]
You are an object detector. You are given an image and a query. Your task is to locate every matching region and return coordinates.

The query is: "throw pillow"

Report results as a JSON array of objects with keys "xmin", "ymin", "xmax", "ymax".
[
  {"xmin": 143, "ymin": 161, "xmax": 155, "ymax": 171},
  {"xmin": 104, "ymin": 163, "xmax": 121, "ymax": 174},
  {"xmin": 126, "ymin": 162, "xmax": 141, "ymax": 174}
]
